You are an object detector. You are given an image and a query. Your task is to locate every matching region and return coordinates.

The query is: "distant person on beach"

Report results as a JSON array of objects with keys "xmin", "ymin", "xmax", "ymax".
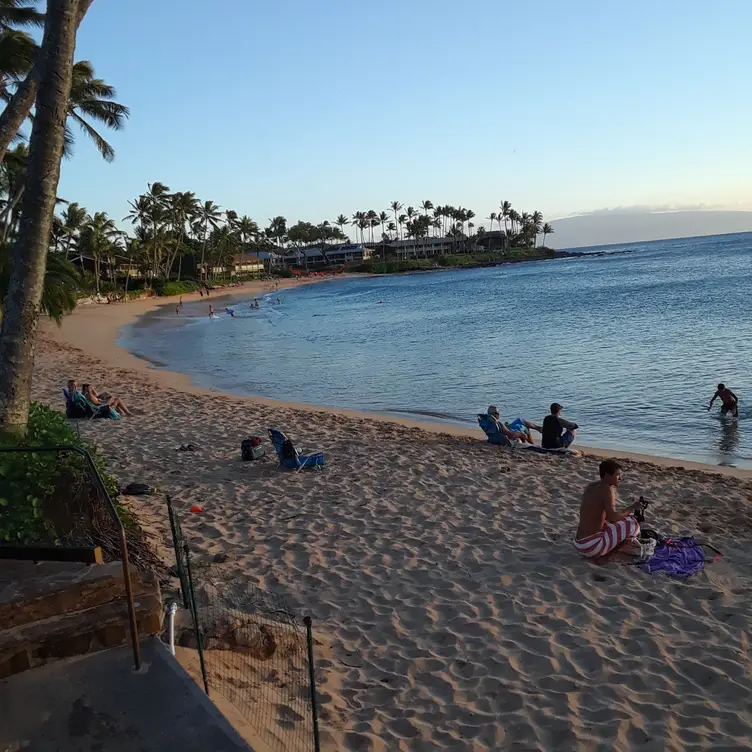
[
  {"xmin": 708, "ymin": 383, "xmax": 739, "ymax": 417},
  {"xmin": 67, "ymin": 379, "xmax": 79, "ymax": 394},
  {"xmin": 574, "ymin": 459, "xmax": 642, "ymax": 559},
  {"xmin": 276, "ymin": 297, "xmax": 281, "ymax": 305},
  {"xmin": 175, "ymin": 304, "xmax": 180, "ymax": 315},
  {"xmin": 542, "ymin": 403, "xmax": 578, "ymax": 449},
  {"xmin": 209, "ymin": 304, "xmax": 214, "ymax": 317},
  {"xmin": 199, "ymin": 287, "xmax": 204, "ymax": 298},
  {"xmin": 82, "ymin": 383, "xmax": 132, "ymax": 417},
  {"xmin": 226, "ymin": 307, "xmax": 235, "ymax": 317},
  {"xmin": 486, "ymin": 406, "xmax": 540, "ymax": 444}
]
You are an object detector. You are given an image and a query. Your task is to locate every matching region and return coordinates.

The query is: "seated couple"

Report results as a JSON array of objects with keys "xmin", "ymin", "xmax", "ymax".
[
  {"xmin": 67, "ymin": 380, "xmax": 132, "ymax": 416},
  {"xmin": 482, "ymin": 406, "xmax": 540, "ymax": 445},
  {"xmin": 482, "ymin": 402, "xmax": 578, "ymax": 449},
  {"xmin": 574, "ymin": 459, "xmax": 644, "ymax": 559}
]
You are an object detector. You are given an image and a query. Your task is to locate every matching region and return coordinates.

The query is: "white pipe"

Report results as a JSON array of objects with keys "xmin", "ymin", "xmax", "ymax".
[{"xmin": 168, "ymin": 602, "xmax": 178, "ymax": 655}]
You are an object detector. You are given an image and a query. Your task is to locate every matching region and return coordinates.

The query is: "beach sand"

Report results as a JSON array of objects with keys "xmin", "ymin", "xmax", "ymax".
[{"xmin": 30, "ymin": 285, "xmax": 752, "ymax": 750}]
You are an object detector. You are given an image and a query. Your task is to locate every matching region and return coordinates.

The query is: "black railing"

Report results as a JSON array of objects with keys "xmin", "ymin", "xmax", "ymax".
[{"xmin": 0, "ymin": 444, "xmax": 141, "ymax": 670}]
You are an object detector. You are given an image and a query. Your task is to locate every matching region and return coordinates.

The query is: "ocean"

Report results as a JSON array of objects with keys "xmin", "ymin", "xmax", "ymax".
[{"xmin": 120, "ymin": 233, "xmax": 752, "ymax": 468}]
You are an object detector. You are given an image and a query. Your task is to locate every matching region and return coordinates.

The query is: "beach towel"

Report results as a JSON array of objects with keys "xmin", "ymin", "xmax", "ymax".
[
  {"xmin": 574, "ymin": 515, "xmax": 640, "ymax": 559},
  {"xmin": 638, "ymin": 536, "xmax": 705, "ymax": 579}
]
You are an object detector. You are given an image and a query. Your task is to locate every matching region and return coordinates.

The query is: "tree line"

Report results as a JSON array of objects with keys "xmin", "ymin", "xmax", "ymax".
[{"xmin": 0, "ymin": 0, "xmax": 556, "ymax": 435}]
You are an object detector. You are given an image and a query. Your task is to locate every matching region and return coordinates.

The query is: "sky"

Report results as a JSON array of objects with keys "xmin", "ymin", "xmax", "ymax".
[{"xmin": 58, "ymin": 0, "xmax": 752, "ymax": 239}]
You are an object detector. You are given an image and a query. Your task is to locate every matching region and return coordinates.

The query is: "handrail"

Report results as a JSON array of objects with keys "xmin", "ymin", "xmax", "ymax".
[{"xmin": 0, "ymin": 444, "xmax": 141, "ymax": 670}]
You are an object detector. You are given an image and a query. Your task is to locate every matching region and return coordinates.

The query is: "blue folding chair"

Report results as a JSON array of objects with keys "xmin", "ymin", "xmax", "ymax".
[
  {"xmin": 268, "ymin": 428, "xmax": 324, "ymax": 472},
  {"xmin": 477, "ymin": 413, "xmax": 513, "ymax": 446}
]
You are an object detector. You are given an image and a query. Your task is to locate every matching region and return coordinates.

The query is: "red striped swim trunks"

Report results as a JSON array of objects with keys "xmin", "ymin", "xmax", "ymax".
[{"xmin": 574, "ymin": 515, "xmax": 640, "ymax": 559}]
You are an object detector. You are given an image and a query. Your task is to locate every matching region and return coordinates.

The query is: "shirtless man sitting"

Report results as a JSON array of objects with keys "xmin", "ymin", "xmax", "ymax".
[
  {"xmin": 708, "ymin": 383, "xmax": 739, "ymax": 417},
  {"xmin": 574, "ymin": 459, "xmax": 642, "ymax": 559}
]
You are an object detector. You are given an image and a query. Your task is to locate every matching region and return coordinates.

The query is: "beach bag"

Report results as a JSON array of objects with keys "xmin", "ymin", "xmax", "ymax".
[{"xmin": 241, "ymin": 437, "xmax": 265, "ymax": 461}]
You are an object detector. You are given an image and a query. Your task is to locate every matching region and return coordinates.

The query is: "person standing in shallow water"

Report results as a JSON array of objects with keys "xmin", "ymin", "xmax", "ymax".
[{"xmin": 709, "ymin": 383, "xmax": 739, "ymax": 417}]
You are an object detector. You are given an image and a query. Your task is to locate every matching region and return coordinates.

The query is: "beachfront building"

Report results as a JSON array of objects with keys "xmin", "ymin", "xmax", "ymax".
[
  {"xmin": 387, "ymin": 231, "xmax": 509, "ymax": 259},
  {"xmin": 256, "ymin": 250, "xmax": 284, "ymax": 270},
  {"xmin": 282, "ymin": 243, "xmax": 372, "ymax": 268},
  {"xmin": 209, "ymin": 253, "xmax": 264, "ymax": 278},
  {"xmin": 388, "ymin": 236, "xmax": 459, "ymax": 259}
]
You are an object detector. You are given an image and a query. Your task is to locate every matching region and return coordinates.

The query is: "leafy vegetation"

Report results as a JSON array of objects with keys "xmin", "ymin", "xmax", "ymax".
[{"xmin": 0, "ymin": 402, "xmax": 118, "ymax": 545}]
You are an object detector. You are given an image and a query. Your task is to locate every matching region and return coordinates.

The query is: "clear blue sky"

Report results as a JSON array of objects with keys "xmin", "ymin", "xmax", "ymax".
[{"xmin": 59, "ymin": 0, "xmax": 752, "ymax": 231}]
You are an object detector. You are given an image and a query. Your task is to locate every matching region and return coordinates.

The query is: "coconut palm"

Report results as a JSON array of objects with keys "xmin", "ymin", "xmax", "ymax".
[
  {"xmin": 487, "ymin": 211, "xmax": 497, "ymax": 233},
  {"xmin": 65, "ymin": 60, "xmax": 128, "ymax": 162},
  {"xmin": 335, "ymin": 213, "xmax": 349, "ymax": 241},
  {"xmin": 59, "ymin": 200, "xmax": 86, "ymax": 258},
  {"xmin": 531, "ymin": 210, "xmax": 543, "ymax": 247},
  {"xmin": 541, "ymin": 222, "xmax": 554, "ymax": 248},
  {"xmin": 197, "ymin": 200, "xmax": 222, "ymax": 280},
  {"xmin": 390, "ymin": 201, "xmax": 402, "ymax": 241},
  {"xmin": 499, "ymin": 201, "xmax": 512, "ymax": 235},
  {"xmin": 78, "ymin": 211, "xmax": 119, "ymax": 294}
]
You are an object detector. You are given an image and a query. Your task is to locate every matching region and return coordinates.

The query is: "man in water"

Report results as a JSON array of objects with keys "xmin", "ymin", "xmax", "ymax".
[
  {"xmin": 708, "ymin": 383, "xmax": 739, "ymax": 417},
  {"xmin": 541, "ymin": 403, "xmax": 578, "ymax": 449},
  {"xmin": 574, "ymin": 459, "xmax": 642, "ymax": 559},
  {"xmin": 208, "ymin": 304, "xmax": 214, "ymax": 318}
]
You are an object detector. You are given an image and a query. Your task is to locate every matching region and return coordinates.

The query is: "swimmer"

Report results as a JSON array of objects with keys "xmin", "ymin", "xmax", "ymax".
[{"xmin": 226, "ymin": 308, "xmax": 235, "ymax": 317}]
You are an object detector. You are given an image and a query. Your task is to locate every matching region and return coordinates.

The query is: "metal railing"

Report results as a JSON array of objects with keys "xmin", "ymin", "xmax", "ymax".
[{"xmin": 0, "ymin": 444, "xmax": 141, "ymax": 670}]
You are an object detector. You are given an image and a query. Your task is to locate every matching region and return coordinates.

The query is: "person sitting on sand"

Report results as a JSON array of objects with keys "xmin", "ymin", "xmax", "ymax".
[
  {"xmin": 574, "ymin": 459, "xmax": 642, "ymax": 559},
  {"xmin": 542, "ymin": 403, "xmax": 578, "ymax": 449},
  {"xmin": 487, "ymin": 406, "xmax": 540, "ymax": 445},
  {"xmin": 708, "ymin": 383, "xmax": 739, "ymax": 417},
  {"xmin": 66, "ymin": 379, "xmax": 79, "ymax": 395},
  {"xmin": 82, "ymin": 383, "xmax": 132, "ymax": 417}
]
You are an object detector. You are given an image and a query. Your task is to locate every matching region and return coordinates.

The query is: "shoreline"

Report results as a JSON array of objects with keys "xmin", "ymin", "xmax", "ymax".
[
  {"xmin": 32, "ymin": 281, "xmax": 752, "ymax": 748},
  {"xmin": 39, "ymin": 287, "xmax": 751, "ymax": 479}
]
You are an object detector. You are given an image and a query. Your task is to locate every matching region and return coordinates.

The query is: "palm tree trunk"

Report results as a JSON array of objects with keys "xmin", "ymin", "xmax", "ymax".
[
  {"xmin": 0, "ymin": 184, "xmax": 25, "ymax": 243},
  {"xmin": 0, "ymin": 0, "xmax": 93, "ymax": 168},
  {"xmin": 0, "ymin": 0, "xmax": 80, "ymax": 434}
]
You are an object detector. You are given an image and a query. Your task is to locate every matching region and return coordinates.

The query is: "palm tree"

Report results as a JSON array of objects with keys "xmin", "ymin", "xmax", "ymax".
[
  {"xmin": 508, "ymin": 209, "xmax": 520, "ymax": 241},
  {"xmin": 499, "ymin": 201, "xmax": 512, "ymax": 236},
  {"xmin": 65, "ymin": 60, "xmax": 129, "ymax": 162},
  {"xmin": 78, "ymin": 211, "xmax": 118, "ymax": 294},
  {"xmin": 0, "ymin": 245, "xmax": 82, "ymax": 325},
  {"xmin": 365, "ymin": 209, "xmax": 377, "ymax": 244},
  {"xmin": 541, "ymin": 222, "xmax": 554, "ymax": 248},
  {"xmin": 390, "ymin": 201, "xmax": 402, "ymax": 241},
  {"xmin": 397, "ymin": 213, "xmax": 406, "ymax": 257},
  {"xmin": 164, "ymin": 190, "xmax": 198, "ymax": 279},
  {"xmin": 487, "ymin": 212, "xmax": 497, "ymax": 234},
  {"xmin": 60, "ymin": 200, "xmax": 86, "ymax": 258},
  {"xmin": 335, "ymin": 213, "xmax": 349, "ymax": 242},
  {"xmin": 351, "ymin": 211, "xmax": 364, "ymax": 245},
  {"xmin": 0, "ymin": 1, "xmax": 44, "ymax": 97},
  {"xmin": 0, "ymin": 0, "xmax": 82, "ymax": 433},
  {"xmin": 531, "ymin": 210, "xmax": 543, "ymax": 247},
  {"xmin": 197, "ymin": 200, "xmax": 222, "ymax": 281}
]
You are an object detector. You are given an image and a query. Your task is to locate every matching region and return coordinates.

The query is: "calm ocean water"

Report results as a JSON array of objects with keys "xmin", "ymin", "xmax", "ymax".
[{"xmin": 120, "ymin": 233, "xmax": 752, "ymax": 468}]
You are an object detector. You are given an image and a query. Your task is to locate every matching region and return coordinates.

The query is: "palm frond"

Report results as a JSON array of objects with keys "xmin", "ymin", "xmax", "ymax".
[{"xmin": 70, "ymin": 112, "xmax": 114, "ymax": 161}]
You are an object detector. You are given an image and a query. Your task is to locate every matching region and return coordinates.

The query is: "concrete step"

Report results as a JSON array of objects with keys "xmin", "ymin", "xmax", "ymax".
[
  {"xmin": 0, "ymin": 587, "xmax": 163, "ymax": 678},
  {"xmin": 0, "ymin": 560, "xmax": 156, "ymax": 630}
]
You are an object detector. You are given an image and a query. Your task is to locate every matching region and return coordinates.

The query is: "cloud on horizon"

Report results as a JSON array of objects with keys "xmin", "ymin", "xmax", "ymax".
[{"xmin": 554, "ymin": 202, "xmax": 752, "ymax": 220}]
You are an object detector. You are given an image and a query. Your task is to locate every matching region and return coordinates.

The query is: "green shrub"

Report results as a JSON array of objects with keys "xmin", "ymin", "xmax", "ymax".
[
  {"xmin": 0, "ymin": 403, "xmax": 119, "ymax": 545},
  {"xmin": 161, "ymin": 280, "xmax": 198, "ymax": 297},
  {"xmin": 275, "ymin": 268, "xmax": 294, "ymax": 278}
]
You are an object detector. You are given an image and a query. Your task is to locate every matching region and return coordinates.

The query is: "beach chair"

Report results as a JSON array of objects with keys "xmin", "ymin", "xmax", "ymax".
[
  {"xmin": 477, "ymin": 413, "xmax": 513, "ymax": 446},
  {"xmin": 268, "ymin": 428, "xmax": 324, "ymax": 472}
]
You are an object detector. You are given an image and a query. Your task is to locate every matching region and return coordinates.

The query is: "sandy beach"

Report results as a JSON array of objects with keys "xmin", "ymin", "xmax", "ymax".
[{"xmin": 31, "ymin": 284, "xmax": 752, "ymax": 751}]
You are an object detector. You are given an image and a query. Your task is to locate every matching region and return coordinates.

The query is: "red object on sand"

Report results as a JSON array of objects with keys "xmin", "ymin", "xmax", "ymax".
[{"xmin": 190, "ymin": 505, "xmax": 203, "ymax": 514}]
